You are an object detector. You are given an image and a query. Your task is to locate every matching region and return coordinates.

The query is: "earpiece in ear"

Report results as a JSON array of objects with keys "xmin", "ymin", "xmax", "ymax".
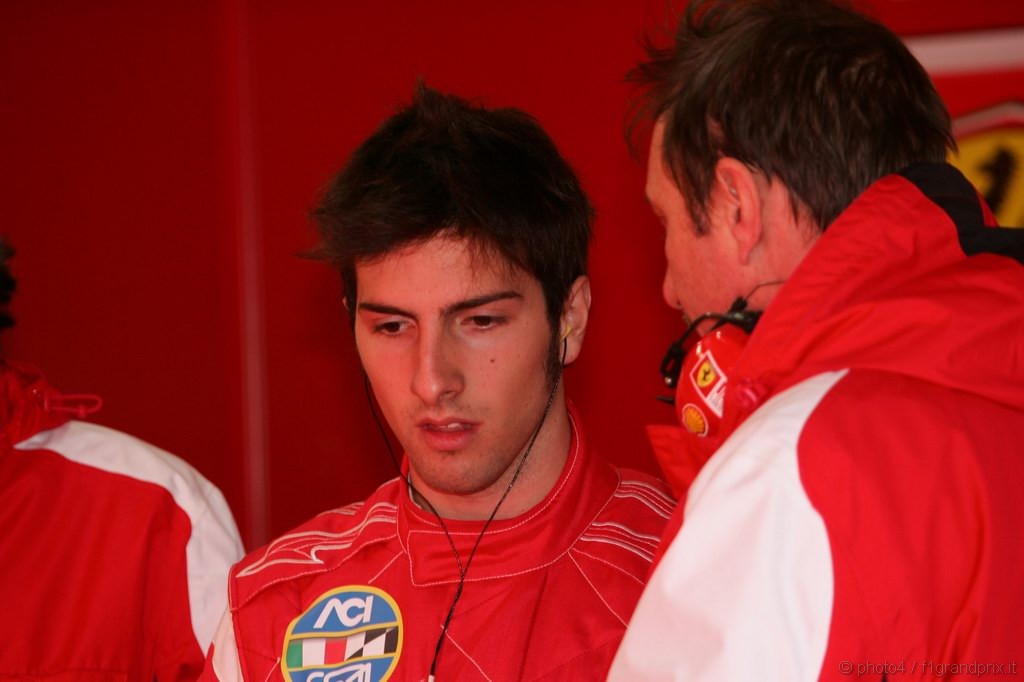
[{"xmin": 561, "ymin": 325, "xmax": 573, "ymax": 341}]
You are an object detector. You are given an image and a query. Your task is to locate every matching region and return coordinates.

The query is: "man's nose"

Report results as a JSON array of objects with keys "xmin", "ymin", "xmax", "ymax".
[{"xmin": 410, "ymin": 329, "xmax": 463, "ymax": 406}]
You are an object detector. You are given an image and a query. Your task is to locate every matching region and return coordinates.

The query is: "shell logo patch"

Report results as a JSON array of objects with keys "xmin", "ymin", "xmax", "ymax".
[
  {"xmin": 282, "ymin": 586, "xmax": 403, "ymax": 682},
  {"xmin": 689, "ymin": 349, "xmax": 727, "ymax": 417},
  {"xmin": 680, "ymin": 403, "xmax": 709, "ymax": 436},
  {"xmin": 951, "ymin": 102, "xmax": 1024, "ymax": 227}
]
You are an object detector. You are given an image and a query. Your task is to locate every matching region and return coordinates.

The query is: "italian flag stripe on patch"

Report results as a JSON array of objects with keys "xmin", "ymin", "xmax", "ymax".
[
  {"xmin": 286, "ymin": 638, "xmax": 327, "ymax": 666},
  {"xmin": 325, "ymin": 637, "xmax": 348, "ymax": 662},
  {"xmin": 286, "ymin": 637, "xmax": 352, "ymax": 667},
  {"xmin": 285, "ymin": 641, "xmax": 303, "ymax": 668}
]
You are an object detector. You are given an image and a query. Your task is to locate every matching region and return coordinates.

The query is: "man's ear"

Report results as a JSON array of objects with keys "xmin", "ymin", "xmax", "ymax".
[
  {"xmin": 710, "ymin": 157, "xmax": 763, "ymax": 266},
  {"xmin": 559, "ymin": 275, "xmax": 592, "ymax": 366}
]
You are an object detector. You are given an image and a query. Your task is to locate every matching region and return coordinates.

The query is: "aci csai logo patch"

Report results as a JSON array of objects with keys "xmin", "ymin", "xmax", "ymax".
[{"xmin": 281, "ymin": 586, "xmax": 403, "ymax": 682}]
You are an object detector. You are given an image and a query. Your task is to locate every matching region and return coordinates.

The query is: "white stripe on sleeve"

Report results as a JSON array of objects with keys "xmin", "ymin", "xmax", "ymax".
[
  {"xmin": 16, "ymin": 420, "xmax": 245, "ymax": 650},
  {"xmin": 609, "ymin": 371, "xmax": 844, "ymax": 682}
]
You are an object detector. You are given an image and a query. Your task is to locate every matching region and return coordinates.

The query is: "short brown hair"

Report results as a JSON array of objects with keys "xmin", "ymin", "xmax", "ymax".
[{"xmin": 630, "ymin": 0, "xmax": 955, "ymax": 232}]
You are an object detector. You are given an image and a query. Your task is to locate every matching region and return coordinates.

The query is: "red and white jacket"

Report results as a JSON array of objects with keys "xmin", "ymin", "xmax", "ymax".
[
  {"xmin": 202, "ymin": 406, "xmax": 673, "ymax": 681},
  {"xmin": 610, "ymin": 164, "xmax": 1024, "ymax": 680},
  {"xmin": 0, "ymin": 361, "xmax": 244, "ymax": 681}
]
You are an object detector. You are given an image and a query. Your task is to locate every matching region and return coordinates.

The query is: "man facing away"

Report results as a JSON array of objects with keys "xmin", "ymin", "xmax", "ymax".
[
  {"xmin": 202, "ymin": 86, "xmax": 672, "ymax": 682},
  {"xmin": 610, "ymin": 0, "xmax": 1024, "ymax": 679},
  {"xmin": 0, "ymin": 238, "xmax": 244, "ymax": 680}
]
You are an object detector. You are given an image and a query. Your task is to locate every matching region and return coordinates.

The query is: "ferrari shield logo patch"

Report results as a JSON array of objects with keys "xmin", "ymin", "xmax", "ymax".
[
  {"xmin": 689, "ymin": 349, "xmax": 727, "ymax": 417},
  {"xmin": 281, "ymin": 586, "xmax": 403, "ymax": 682}
]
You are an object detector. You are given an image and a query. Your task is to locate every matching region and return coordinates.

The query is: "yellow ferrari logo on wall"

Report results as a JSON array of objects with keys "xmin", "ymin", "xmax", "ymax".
[{"xmin": 950, "ymin": 102, "xmax": 1024, "ymax": 228}]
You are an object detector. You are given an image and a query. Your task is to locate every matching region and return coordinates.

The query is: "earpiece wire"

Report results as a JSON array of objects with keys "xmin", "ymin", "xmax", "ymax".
[{"xmin": 363, "ymin": 338, "xmax": 569, "ymax": 681}]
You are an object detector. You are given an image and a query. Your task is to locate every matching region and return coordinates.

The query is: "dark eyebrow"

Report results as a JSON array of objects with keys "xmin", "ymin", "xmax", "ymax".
[
  {"xmin": 443, "ymin": 290, "xmax": 522, "ymax": 316},
  {"xmin": 356, "ymin": 290, "xmax": 523, "ymax": 320},
  {"xmin": 357, "ymin": 302, "xmax": 415, "ymax": 318}
]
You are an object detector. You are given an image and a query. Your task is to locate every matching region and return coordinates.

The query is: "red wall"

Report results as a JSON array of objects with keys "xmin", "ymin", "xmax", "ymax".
[
  {"xmin": 0, "ymin": 1, "xmax": 246, "ymax": 524},
  {"xmin": 3, "ymin": 0, "xmax": 1022, "ymax": 548}
]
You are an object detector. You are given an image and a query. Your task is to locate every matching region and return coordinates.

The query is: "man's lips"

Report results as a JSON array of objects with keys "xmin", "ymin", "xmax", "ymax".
[
  {"xmin": 418, "ymin": 420, "xmax": 476, "ymax": 431},
  {"xmin": 416, "ymin": 419, "xmax": 479, "ymax": 450}
]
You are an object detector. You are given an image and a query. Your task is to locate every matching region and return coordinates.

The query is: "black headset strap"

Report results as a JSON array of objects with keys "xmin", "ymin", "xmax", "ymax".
[{"xmin": 660, "ymin": 299, "xmax": 761, "ymax": 389}]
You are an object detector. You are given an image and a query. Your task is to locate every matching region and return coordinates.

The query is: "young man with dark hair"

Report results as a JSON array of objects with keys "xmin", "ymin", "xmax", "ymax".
[
  {"xmin": 203, "ymin": 86, "xmax": 672, "ymax": 682},
  {"xmin": 610, "ymin": 0, "xmax": 1024, "ymax": 679},
  {"xmin": 0, "ymin": 239, "xmax": 244, "ymax": 680}
]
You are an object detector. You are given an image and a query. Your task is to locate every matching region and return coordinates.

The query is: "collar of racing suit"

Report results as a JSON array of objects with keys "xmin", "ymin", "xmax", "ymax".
[{"xmin": 396, "ymin": 401, "xmax": 620, "ymax": 584}]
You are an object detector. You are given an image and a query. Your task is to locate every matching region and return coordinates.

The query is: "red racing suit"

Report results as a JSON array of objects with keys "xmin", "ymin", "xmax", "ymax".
[
  {"xmin": 610, "ymin": 164, "xmax": 1024, "ymax": 680},
  {"xmin": 0, "ymin": 361, "xmax": 244, "ymax": 681},
  {"xmin": 202, "ymin": 406, "xmax": 673, "ymax": 682}
]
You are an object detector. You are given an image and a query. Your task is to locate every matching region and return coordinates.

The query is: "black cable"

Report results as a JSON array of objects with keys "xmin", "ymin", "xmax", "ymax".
[
  {"xmin": 659, "ymin": 280, "xmax": 786, "ymax": 390},
  {"xmin": 363, "ymin": 339, "xmax": 568, "ymax": 681},
  {"xmin": 363, "ymin": 376, "xmax": 466, "ymax": 581}
]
